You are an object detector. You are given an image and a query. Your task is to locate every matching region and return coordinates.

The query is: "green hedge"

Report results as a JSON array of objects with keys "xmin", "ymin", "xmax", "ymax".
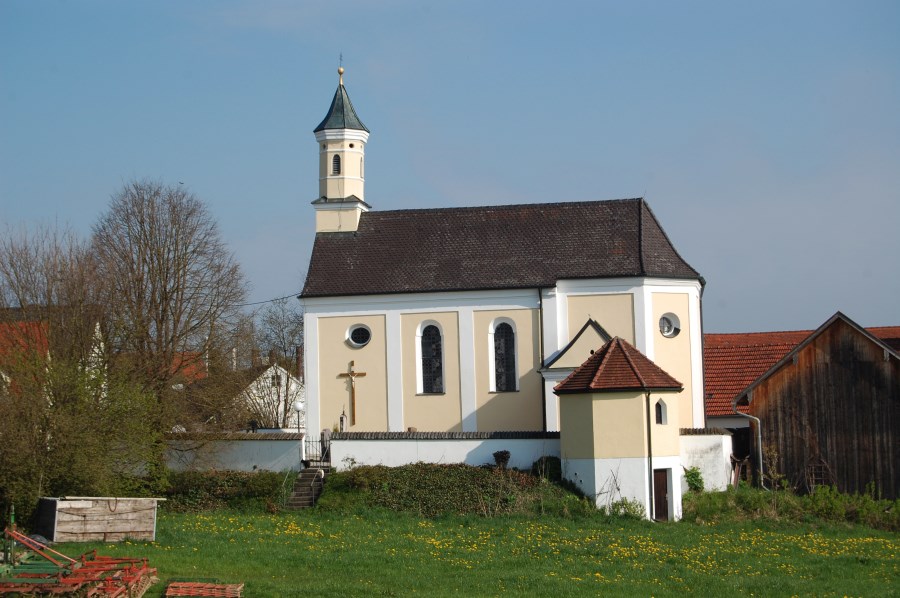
[
  {"xmin": 317, "ymin": 462, "xmax": 595, "ymax": 518},
  {"xmin": 682, "ymin": 484, "xmax": 900, "ymax": 531},
  {"xmin": 164, "ymin": 470, "xmax": 292, "ymax": 512}
]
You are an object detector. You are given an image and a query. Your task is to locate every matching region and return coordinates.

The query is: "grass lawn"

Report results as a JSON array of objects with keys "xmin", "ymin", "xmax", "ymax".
[{"xmin": 59, "ymin": 508, "xmax": 898, "ymax": 597}]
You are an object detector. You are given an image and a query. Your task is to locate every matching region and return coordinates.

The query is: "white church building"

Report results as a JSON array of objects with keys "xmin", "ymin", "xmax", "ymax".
[{"xmin": 298, "ymin": 68, "xmax": 729, "ymax": 520}]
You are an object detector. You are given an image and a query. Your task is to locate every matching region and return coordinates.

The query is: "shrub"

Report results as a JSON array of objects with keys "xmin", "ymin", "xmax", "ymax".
[
  {"xmin": 531, "ymin": 456, "xmax": 562, "ymax": 483},
  {"xmin": 492, "ymin": 450, "xmax": 510, "ymax": 469},
  {"xmin": 318, "ymin": 462, "xmax": 595, "ymax": 519},
  {"xmin": 604, "ymin": 498, "xmax": 646, "ymax": 520},
  {"xmin": 164, "ymin": 470, "xmax": 287, "ymax": 512},
  {"xmin": 682, "ymin": 485, "xmax": 899, "ymax": 531},
  {"xmin": 684, "ymin": 466, "xmax": 704, "ymax": 492}
]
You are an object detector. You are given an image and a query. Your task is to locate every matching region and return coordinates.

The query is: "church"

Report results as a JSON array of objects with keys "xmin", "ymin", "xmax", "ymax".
[{"xmin": 299, "ymin": 69, "xmax": 717, "ymax": 520}]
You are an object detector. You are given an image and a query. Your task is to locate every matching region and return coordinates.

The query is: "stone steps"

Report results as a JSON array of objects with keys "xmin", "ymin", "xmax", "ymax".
[{"xmin": 285, "ymin": 467, "xmax": 331, "ymax": 509}]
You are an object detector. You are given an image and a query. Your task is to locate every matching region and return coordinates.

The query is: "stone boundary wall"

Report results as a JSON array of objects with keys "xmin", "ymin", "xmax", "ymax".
[
  {"xmin": 330, "ymin": 433, "xmax": 561, "ymax": 471},
  {"xmin": 679, "ymin": 431, "xmax": 733, "ymax": 491},
  {"xmin": 166, "ymin": 433, "xmax": 302, "ymax": 472}
]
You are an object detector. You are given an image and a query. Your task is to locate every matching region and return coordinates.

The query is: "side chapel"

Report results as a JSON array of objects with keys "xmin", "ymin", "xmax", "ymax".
[{"xmin": 299, "ymin": 69, "xmax": 707, "ymax": 518}]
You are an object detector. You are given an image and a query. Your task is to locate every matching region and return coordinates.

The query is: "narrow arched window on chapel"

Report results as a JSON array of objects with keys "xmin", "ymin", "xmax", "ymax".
[
  {"xmin": 494, "ymin": 322, "xmax": 516, "ymax": 391},
  {"xmin": 421, "ymin": 325, "xmax": 444, "ymax": 393},
  {"xmin": 332, "ymin": 154, "xmax": 341, "ymax": 175}
]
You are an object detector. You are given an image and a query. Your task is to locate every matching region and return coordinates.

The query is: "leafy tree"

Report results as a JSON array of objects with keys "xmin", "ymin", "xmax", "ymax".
[{"xmin": 0, "ymin": 225, "xmax": 160, "ymax": 524}]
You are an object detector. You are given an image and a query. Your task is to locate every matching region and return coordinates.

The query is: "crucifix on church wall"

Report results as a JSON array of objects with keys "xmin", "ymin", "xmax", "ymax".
[{"xmin": 338, "ymin": 360, "xmax": 366, "ymax": 426}]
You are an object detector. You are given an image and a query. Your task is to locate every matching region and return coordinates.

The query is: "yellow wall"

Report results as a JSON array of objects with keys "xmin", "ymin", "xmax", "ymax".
[
  {"xmin": 317, "ymin": 315, "xmax": 388, "ymax": 432},
  {"xmin": 551, "ymin": 325, "xmax": 609, "ymax": 369},
  {"xmin": 590, "ymin": 392, "xmax": 648, "ymax": 458},
  {"xmin": 567, "ymin": 294, "xmax": 635, "ymax": 343},
  {"xmin": 314, "ymin": 207, "xmax": 363, "ymax": 233},
  {"xmin": 559, "ymin": 395, "xmax": 595, "ymax": 459},
  {"xmin": 651, "ymin": 394, "xmax": 680, "ymax": 457},
  {"xmin": 560, "ymin": 391, "xmax": 650, "ymax": 459},
  {"xmin": 651, "ymin": 292, "xmax": 694, "ymax": 428},
  {"xmin": 319, "ymin": 140, "xmax": 365, "ymax": 200},
  {"xmin": 560, "ymin": 391, "xmax": 682, "ymax": 460},
  {"xmin": 473, "ymin": 309, "xmax": 543, "ymax": 431},
  {"xmin": 401, "ymin": 312, "xmax": 462, "ymax": 432}
]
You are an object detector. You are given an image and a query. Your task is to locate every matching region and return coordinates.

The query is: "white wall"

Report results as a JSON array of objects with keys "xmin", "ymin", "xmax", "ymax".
[
  {"xmin": 680, "ymin": 433, "xmax": 733, "ymax": 492},
  {"xmin": 330, "ymin": 437, "xmax": 560, "ymax": 471},
  {"xmin": 563, "ymin": 455, "xmax": 683, "ymax": 521},
  {"xmin": 167, "ymin": 436, "xmax": 302, "ymax": 472}
]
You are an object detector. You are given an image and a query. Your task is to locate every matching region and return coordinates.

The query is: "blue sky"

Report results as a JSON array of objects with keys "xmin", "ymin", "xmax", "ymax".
[{"xmin": 2, "ymin": 1, "xmax": 898, "ymax": 332}]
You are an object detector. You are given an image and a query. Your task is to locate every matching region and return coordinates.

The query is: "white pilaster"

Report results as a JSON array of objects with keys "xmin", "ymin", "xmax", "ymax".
[
  {"xmin": 458, "ymin": 307, "xmax": 478, "ymax": 432},
  {"xmin": 688, "ymin": 289, "xmax": 705, "ymax": 428},
  {"xmin": 634, "ymin": 285, "xmax": 653, "ymax": 358},
  {"xmin": 386, "ymin": 311, "xmax": 404, "ymax": 431},
  {"xmin": 304, "ymin": 314, "xmax": 321, "ymax": 435}
]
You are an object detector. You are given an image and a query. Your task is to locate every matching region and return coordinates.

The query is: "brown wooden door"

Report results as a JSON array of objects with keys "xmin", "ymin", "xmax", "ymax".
[{"xmin": 653, "ymin": 469, "xmax": 669, "ymax": 521}]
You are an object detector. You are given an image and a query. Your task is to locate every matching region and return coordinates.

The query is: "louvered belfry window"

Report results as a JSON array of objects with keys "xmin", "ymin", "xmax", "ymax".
[
  {"xmin": 421, "ymin": 325, "xmax": 444, "ymax": 393},
  {"xmin": 332, "ymin": 154, "xmax": 341, "ymax": 175},
  {"xmin": 494, "ymin": 322, "xmax": 516, "ymax": 391}
]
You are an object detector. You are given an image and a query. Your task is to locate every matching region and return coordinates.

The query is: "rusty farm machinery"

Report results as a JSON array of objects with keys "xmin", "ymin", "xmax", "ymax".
[{"xmin": 1, "ymin": 519, "xmax": 157, "ymax": 597}]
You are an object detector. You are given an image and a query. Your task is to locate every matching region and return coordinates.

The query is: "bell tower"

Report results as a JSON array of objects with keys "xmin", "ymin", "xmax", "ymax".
[{"xmin": 312, "ymin": 67, "xmax": 370, "ymax": 233}]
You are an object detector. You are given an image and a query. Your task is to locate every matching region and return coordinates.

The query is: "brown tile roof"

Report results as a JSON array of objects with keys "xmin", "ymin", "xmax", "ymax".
[
  {"xmin": 301, "ymin": 198, "xmax": 700, "ymax": 298},
  {"xmin": 704, "ymin": 321, "xmax": 900, "ymax": 418},
  {"xmin": 868, "ymin": 326, "xmax": 900, "ymax": 352},
  {"xmin": 0, "ymin": 320, "xmax": 49, "ymax": 362},
  {"xmin": 554, "ymin": 337, "xmax": 683, "ymax": 394},
  {"xmin": 703, "ymin": 331, "xmax": 810, "ymax": 417}
]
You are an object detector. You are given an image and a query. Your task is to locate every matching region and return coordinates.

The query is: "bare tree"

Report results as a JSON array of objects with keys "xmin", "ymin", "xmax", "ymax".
[
  {"xmin": 92, "ymin": 180, "xmax": 247, "ymax": 395},
  {"xmin": 0, "ymin": 224, "xmax": 100, "ymax": 362},
  {"xmin": 256, "ymin": 298, "xmax": 304, "ymax": 365},
  {"xmin": 254, "ymin": 298, "xmax": 304, "ymax": 427}
]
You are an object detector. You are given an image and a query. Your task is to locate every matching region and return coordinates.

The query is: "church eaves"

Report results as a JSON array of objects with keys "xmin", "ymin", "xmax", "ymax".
[{"xmin": 301, "ymin": 198, "xmax": 701, "ymax": 298}]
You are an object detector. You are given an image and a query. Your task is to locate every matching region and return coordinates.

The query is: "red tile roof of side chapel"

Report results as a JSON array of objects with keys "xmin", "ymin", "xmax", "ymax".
[{"xmin": 554, "ymin": 337, "xmax": 682, "ymax": 394}]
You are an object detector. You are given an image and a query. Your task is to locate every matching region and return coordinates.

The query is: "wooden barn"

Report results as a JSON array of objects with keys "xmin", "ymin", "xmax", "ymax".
[{"xmin": 731, "ymin": 312, "xmax": 899, "ymax": 498}]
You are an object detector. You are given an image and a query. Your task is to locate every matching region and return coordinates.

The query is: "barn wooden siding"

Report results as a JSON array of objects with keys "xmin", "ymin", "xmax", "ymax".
[
  {"xmin": 747, "ymin": 318, "xmax": 899, "ymax": 499},
  {"xmin": 35, "ymin": 497, "xmax": 164, "ymax": 542}
]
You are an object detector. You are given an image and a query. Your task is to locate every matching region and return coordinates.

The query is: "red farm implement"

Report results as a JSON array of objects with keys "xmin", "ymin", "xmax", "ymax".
[
  {"xmin": 0, "ymin": 526, "xmax": 157, "ymax": 596},
  {"xmin": 164, "ymin": 581, "xmax": 244, "ymax": 597}
]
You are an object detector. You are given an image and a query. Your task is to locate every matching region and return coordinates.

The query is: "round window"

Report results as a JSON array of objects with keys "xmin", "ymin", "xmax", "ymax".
[
  {"xmin": 659, "ymin": 313, "xmax": 681, "ymax": 338},
  {"xmin": 347, "ymin": 325, "xmax": 372, "ymax": 348}
]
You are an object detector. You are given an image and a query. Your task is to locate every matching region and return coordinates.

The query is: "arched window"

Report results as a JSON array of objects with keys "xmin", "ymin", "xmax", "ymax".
[
  {"xmin": 421, "ymin": 325, "xmax": 443, "ymax": 393},
  {"xmin": 332, "ymin": 154, "xmax": 341, "ymax": 175},
  {"xmin": 494, "ymin": 322, "xmax": 516, "ymax": 392},
  {"xmin": 655, "ymin": 399, "xmax": 667, "ymax": 425},
  {"xmin": 360, "ymin": 157, "xmax": 364, "ymax": 178}
]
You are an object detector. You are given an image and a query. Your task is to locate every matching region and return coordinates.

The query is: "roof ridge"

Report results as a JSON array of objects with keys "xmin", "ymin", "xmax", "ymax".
[
  {"xmin": 618, "ymin": 338, "xmax": 648, "ymax": 388},
  {"xmin": 367, "ymin": 198, "xmax": 645, "ymax": 217},
  {"xmin": 589, "ymin": 342, "xmax": 612, "ymax": 388},
  {"xmin": 637, "ymin": 200, "xmax": 646, "ymax": 275}
]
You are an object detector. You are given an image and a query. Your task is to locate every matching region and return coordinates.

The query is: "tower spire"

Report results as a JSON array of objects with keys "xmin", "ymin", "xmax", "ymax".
[{"xmin": 312, "ymin": 66, "xmax": 371, "ymax": 233}]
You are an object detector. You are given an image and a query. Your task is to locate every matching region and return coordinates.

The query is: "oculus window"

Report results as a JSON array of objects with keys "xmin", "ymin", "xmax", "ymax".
[
  {"xmin": 346, "ymin": 325, "xmax": 371, "ymax": 348},
  {"xmin": 659, "ymin": 313, "xmax": 681, "ymax": 338}
]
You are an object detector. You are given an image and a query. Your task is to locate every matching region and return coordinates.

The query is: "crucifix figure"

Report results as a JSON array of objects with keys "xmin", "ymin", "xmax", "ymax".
[{"xmin": 338, "ymin": 360, "xmax": 366, "ymax": 426}]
